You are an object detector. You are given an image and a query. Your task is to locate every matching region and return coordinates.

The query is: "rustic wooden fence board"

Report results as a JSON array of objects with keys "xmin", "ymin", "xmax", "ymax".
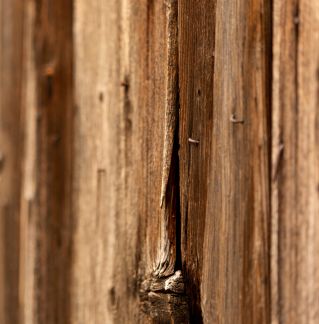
[{"xmin": 0, "ymin": 0, "xmax": 318, "ymax": 323}]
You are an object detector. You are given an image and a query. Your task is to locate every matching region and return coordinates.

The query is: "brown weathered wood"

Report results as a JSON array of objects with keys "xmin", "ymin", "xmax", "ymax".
[
  {"xmin": 19, "ymin": 1, "xmax": 74, "ymax": 323},
  {"xmin": 178, "ymin": 1, "xmax": 215, "ymax": 321},
  {"xmin": 71, "ymin": 1, "xmax": 126, "ymax": 322},
  {"xmin": 0, "ymin": 0, "xmax": 318, "ymax": 323},
  {"xmin": 272, "ymin": 1, "xmax": 319, "ymax": 323},
  {"xmin": 0, "ymin": 1, "xmax": 24, "ymax": 323},
  {"xmin": 179, "ymin": 0, "xmax": 272, "ymax": 322},
  {"xmin": 72, "ymin": 0, "xmax": 182, "ymax": 323},
  {"xmin": 70, "ymin": 0, "xmax": 192, "ymax": 321}
]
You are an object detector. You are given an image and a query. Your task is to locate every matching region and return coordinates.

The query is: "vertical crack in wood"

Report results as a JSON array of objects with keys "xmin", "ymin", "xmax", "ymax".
[
  {"xmin": 160, "ymin": 0, "xmax": 178, "ymax": 209},
  {"xmin": 154, "ymin": 0, "xmax": 179, "ymax": 279},
  {"xmin": 141, "ymin": 1, "xmax": 190, "ymax": 322}
]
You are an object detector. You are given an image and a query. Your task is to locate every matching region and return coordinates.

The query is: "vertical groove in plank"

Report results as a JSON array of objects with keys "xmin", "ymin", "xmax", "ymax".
[
  {"xmin": 272, "ymin": 0, "xmax": 319, "ymax": 323},
  {"xmin": 0, "ymin": 1, "xmax": 25, "ymax": 323}
]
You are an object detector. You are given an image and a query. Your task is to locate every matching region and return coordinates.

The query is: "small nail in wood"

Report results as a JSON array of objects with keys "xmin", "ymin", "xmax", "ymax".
[
  {"xmin": 230, "ymin": 113, "xmax": 244, "ymax": 124},
  {"xmin": 188, "ymin": 138, "xmax": 200, "ymax": 144}
]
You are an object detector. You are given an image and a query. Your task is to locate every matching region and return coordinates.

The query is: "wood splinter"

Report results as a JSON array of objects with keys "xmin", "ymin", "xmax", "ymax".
[{"xmin": 160, "ymin": 0, "xmax": 178, "ymax": 208}]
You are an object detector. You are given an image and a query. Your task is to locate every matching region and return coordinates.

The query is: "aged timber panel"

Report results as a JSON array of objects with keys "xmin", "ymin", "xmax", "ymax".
[
  {"xmin": 178, "ymin": 1, "xmax": 215, "ymax": 321},
  {"xmin": 1, "ymin": 0, "xmax": 318, "ymax": 323},
  {"xmin": 272, "ymin": 0, "xmax": 319, "ymax": 323},
  {"xmin": 0, "ymin": 1, "xmax": 24, "ymax": 323},
  {"xmin": 72, "ymin": 0, "xmax": 181, "ymax": 323},
  {"xmin": 20, "ymin": 0, "xmax": 74, "ymax": 323},
  {"xmin": 179, "ymin": 0, "xmax": 272, "ymax": 323}
]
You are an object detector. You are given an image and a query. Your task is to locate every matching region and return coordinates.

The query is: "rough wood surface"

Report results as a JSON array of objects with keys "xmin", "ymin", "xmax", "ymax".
[
  {"xmin": 272, "ymin": 0, "xmax": 319, "ymax": 323},
  {"xmin": 72, "ymin": 1, "xmax": 126, "ymax": 322},
  {"xmin": 19, "ymin": 1, "xmax": 74, "ymax": 323},
  {"xmin": 179, "ymin": 0, "xmax": 271, "ymax": 322},
  {"xmin": 0, "ymin": 0, "xmax": 318, "ymax": 323},
  {"xmin": 72, "ymin": 0, "xmax": 180, "ymax": 322},
  {"xmin": 178, "ymin": 2, "xmax": 215, "ymax": 321},
  {"xmin": 0, "ymin": 1, "xmax": 24, "ymax": 323}
]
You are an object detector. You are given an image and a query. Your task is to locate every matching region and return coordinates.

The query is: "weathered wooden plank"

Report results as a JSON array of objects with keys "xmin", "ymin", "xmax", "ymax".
[
  {"xmin": 72, "ymin": 1, "xmax": 123, "ymax": 322},
  {"xmin": 272, "ymin": 0, "xmax": 319, "ymax": 323},
  {"xmin": 179, "ymin": 0, "xmax": 272, "ymax": 322},
  {"xmin": 178, "ymin": 1, "xmax": 215, "ymax": 321},
  {"xmin": 19, "ymin": 1, "xmax": 74, "ymax": 323},
  {"xmin": 72, "ymin": 0, "xmax": 180, "ymax": 322},
  {"xmin": 2, "ymin": 0, "xmax": 318, "ymax": 323},
  {"xmin": 0, "ymin": 1, "xmax": 25, "ymax": 323},
  {"xmin": 20, "ymin": 2, "xmax": 37, "ymax": 323}
]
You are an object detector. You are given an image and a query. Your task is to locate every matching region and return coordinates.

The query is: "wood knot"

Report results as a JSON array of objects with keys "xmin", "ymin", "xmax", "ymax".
[{"xmin": 140, "ymin": 271, "xmax": 190, "ymax": 323}]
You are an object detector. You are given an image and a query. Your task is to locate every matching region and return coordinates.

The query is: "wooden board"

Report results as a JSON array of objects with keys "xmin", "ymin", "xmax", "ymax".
[
  {"xmin": 179, "ymin": 0, "xmax": 272, "ymax": 322},
  {"xmin": 19, "ymin": 1, "xmax": 74, "ymax": 323},
  {"xmin": 272, "ymin": 0, "xmax": 319, "ymax": 323},
  {"xmin": 72, "ymin": 0, "xmax": 179, "ymax": 322},
  {"xmin": 0, "ymin": 1, "xmax": 24, "ymax": 323}
]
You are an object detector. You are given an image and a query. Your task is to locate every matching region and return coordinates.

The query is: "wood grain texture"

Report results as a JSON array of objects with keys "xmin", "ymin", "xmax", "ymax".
[
  {"xmin": 0, "ymin": 1, "xmax": 24, "ymax": 323},
  {"xmin": 20, "ymin": 3, "xmax": 37, "ymax": 323},
  {"xmin": 179, "ymin": 0, "xmax": 272, "ymax": 322},
  {"xmin": 72, "ymin": 0, "xmax": 180, "ymax": 322},
  {"xmin": 178, "ymin": 1, "xmax": 215, "ymax": 321},
  {"xmin": 1, "ymin": 0, "xmax": 318, "ymax": 323},
  {"xmin": 204, "ymin": 0, "xmax": 272, "ymax": 320},
  {"xmin": 20, "ymin": 1, "xmax": 74, "ymax": 323},
  {"xmin": 272, "ymin": 0, "xmax": 319, "ymax": 323},
  {"xmin": 159, "ymin": 0, "xmax": 178, "ymax": 211},
  {"xmin": 72, "ymin": 1, "xmax": 125, "ymax": 322}
]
